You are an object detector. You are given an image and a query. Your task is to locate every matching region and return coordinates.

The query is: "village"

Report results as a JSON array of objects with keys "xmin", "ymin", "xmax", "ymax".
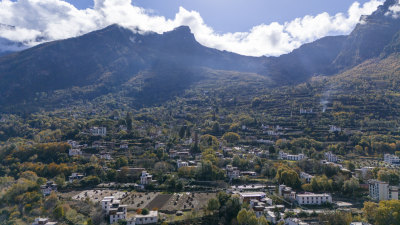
[{"xmin": 29, "ymin": 117, "xmax": 400, "ymax": 225}]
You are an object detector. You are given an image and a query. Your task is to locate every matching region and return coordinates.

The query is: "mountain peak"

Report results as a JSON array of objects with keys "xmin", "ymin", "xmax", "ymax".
[
  {"xmin": 366, "ymin": 0, "xmax": 399, "ymax": 20},
  {"xmin": 171, "ymin": 26, "xmax": 192, "ymax": 34},
  {"xmin": 164, "ymin": 26, "xmax": 195, "ymax": 40}
]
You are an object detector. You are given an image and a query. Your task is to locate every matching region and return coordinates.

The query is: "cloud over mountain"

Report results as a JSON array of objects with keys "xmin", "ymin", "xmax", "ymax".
[{"xmin": 0, "ymin": 0, "xmax": 384, "ymax": 56}]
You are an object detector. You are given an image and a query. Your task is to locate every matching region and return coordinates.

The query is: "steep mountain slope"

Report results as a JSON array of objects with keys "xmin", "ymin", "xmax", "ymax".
[
  {"xmin": 333, "ymin": 0, "xmax": 400, "ymax": 70},
  {"xmin": 1, "ymin": 0, "xmax": 400, "ymax": 112},
  {"xmin": 0, "ymin": 25, "xmax": 268, "ymax": 107},
  {"xmin": 264, "ymin": 35, "xmax": 347, "ymax": 83},
  {"xmin": 0, "ymin": 37, "xmax": 26, "ymax": 57}
]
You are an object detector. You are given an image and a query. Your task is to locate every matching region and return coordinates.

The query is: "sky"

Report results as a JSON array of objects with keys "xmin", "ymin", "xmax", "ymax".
[
  {"xmin": 66, "ymin": 0, "xmax": 376, "ymax": 32},
  {"xmin": 0, "ymin": 0, "xmax": 396, "ymax": 56}
]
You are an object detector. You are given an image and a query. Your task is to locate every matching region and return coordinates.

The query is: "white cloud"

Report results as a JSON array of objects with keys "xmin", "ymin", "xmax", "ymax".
[
  {"xmin": 386, "ymin": 0, "xmax": 400, "ymax": 18},
  {"xmin": 0, "ymin": 0, "xmax": 384, "ymax": 56}
]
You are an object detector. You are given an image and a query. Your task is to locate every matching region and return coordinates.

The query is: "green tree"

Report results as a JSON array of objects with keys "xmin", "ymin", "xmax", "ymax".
[
  {"xmin": 53, "ymin": 205, "xmax": 65, "ymax": 219},
  {"xmin": 223, "ymin": 132, "xmax": 240, "ymax": 143},
  {"xmin": 237, "ymin": 209, "xmax": 258, "ymax": 225},
  {"xmin": 142, "ymin": 208, "xmax": 149, "ymax": 215},
  {"xmin": 207, "ymin": 198, "xmax": 220, "ymax": 212}
]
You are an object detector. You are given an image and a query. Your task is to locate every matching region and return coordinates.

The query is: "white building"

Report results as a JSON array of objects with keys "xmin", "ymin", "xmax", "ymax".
[
  {"xmin": 101, "ymin": 196, "xmax": 127, "ymax": 224},
  {"xmin": 368, "ymin": 180, "xmax": 399, "ymax": 201},
  {"xmin": 134, "ymin": 211, "xmax": 158, "ymax": 224},
  {"xmin": 286, "ymin": 218, "xmax": 309, "ymax": 225},
  {"xmin": 177, "ymin": 160, "xmax": 189, "ymax": 169},
  {"xmin": 99, "ymin": 153, "xmax": 112, "ymax": 160},
  {"xmin": 120, "ymin": 143, "xmax": 129, "ymax": 149},
  {"xmin": 226, "ymin": 165, "xmax": 240, "ymax": 179},
  {"xmin": 238, "ymin": 192, "xmax": 266, "ymax": 203},
  {"xmin": 279, "ymin": 151, "xmax": 306, "ymax": 161},
  {"xmin": 155, "ymin": 143, "xmax": 165, "ymax": 149},
  {"xmin": 300, "ymin": 108, "xmax": 313, "ymax": 114},
  {"xmin": 384, "ymin": 154, "xmax": 400, "ymax": 165},
  {"xmin": 32, "ymin": 218, "xmax": 57, "ymax": 225},
  {"xmin": 266, "ymin": 211, "xmax": 284, "ymax": 224},
  {"xmin": 90, "ymin": 127, "xmax": 107, "ymax": 136},
  {"xmin": 278, "ymin": 185, "xmax": 296, "ymax": 200},
  {"xmin": 140, "ymin": 171, "xmax": 153, "ymax": 185},
  {"xmin": 68, "ymin": 173, "xmax": 84, "ymax": 183},
  {"xmin": 324, "ymin": 151, "xmax": 338, "ymax": 163},
  {"xmin": 69, "ymin": 148, "xmax": 82, "ymax": 156},
  {"xmin": 329, "ymin": 125, "xmax": 342, "ymax": 132},
  {"xmin": 296, "ymin": 193, "xmax": 332, "ymax": 205},
  {"xmin": 40, "ymin": 181, "xmax": 57, "ymax": 196},
  {"xmin": 127, "ymin": 217, "xmax": 136, "ymax": 225},
  {"xmin": 67, "ymin": 140, "xmax": 79, "ymax": 148},
  {"xmin": 300, "ymin": 172, "xmax": 314, "ymax": 183}
]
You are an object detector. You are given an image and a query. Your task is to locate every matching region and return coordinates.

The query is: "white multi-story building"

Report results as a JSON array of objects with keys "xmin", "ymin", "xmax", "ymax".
[
  {"xmin": 279, "ymin": 185, "xmax": 296, "ymax": 200},
  {"xmin": 238, "ymin": 192, "xmax": 266, "ymax": 203},
  {"xmin": 286, "ymin": 218, "xmax": 309, "ymax": 225},
  {"xmin": 329, "ymin": 125, "xmax": 342, "ymax": 133},
  {"xmin": 300, "ymin": 108, "xmax": 313, "ymax": 114},
  {"xmin": 324, "ymin": 151, "xmax": 338, "ymax": 163},
  {"xmin": 101, "ymin": 196, "xmax": 127, "ymax": 224},
  {"xmin": 384, "ymin": 154, "xmax": 400, "ymax": 165},
  {"xmin": 177, "ymin": 160, "xmax": 189, "ymax": 169},
  {"xmin": 32, "ymin": 218, "xmax": 57, "ymax": 225},
  {"xmin": 69, "ymin": 148, "xmax": 82, "ymax": 156},
  {"xmin": 226, "ymin": 165, "xmax": 240, "ymax": 179},
  {"xmin": 368, "ymin": 180, "xmax": 399, "ymax": 201},
  {"xmin": 134, "ymin": 211, "xmax": 158, "ymax": 224},
  {"xmin": 90, "ymin": 127, "xmax": 107, "ymax": 136},
  {"xmin": 99, "ymin": 153, "xmax": 112, "ymax": 160},
  {"xmin": 300, "ymin": 172, "xmax": 314, "ymax": 183},
  {"xmin": 140, "ymin": 171, "xmax": 153, "ymax": 185},
  {"xmin": 266, "ymin": 211, "xmax": 284, "ymax": 224},
  {"xmin": 120, "ymin": 143, "xmax": 129, "ymax": 149},
  {"xmin": 127, "ymin": 217, "xmax": 136, "ymax": 225},
  {"xmin": 67, "ymin": 140, "xmax": 79, "ymax": 148},
  {"xmin": 68, "ymin": 173, "xmax": 84, "ymax": 183},
  {"xmin": 279, "ymin": 151, "xmax": 306, "ymax": 161},
  {"xmin": 296, "ymin": 193, "xmax": 332, "ymax": 205},
  {"xmin": 155, "ymin": 143, "xmax": 165, "ymax": 149},
  {"xmin": 40, "ymin": 181, "xmax": 57, "ymax": 196}
]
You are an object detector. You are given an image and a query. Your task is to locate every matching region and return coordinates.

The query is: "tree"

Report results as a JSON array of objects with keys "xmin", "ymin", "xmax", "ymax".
[
  {"xmin": 378, "ymin": 170, "xmax": 400, "ymax": 185},
  {"xmin": 363, "ymin": 200, "xmax": 400, "ymax": 225},
  {"xmin": 53, "ymin": 205, "xmax": 65, "ymax": 219},
  {"xmin": 223, "ymin": 132, "xmax": 240, "ymax": 143},
  {"xmin": 318, "ymin": 211, "xmax": 352, "ymax": 225},
  {"xmin": 87, "ymin": 219, "xmax": 94, "ymax": 225},
  {"xmin": 276, "ymin": 166, "xmax": 301, "ymax": 188},
  {"xmin": 179, "ymin": 126, "xmax": 186, "ymax": 139},
  {"xmin": 269, "ymin": 145, "xmax": 276, "ymax": 154},
  {"xmin": 236, "ymin": 209, "xmax": 261, "ymax": 225},
  {"xmin": 126, "ymin": 112, "xmax": 133, "ymax": 131},
  {"xmin": 345, "ymin": 161, "xmax": 355, "ymax": 172},
  {"xmin": 142, "ymin": 208, "xmax": 149, "ymax": 215},
  {"xmin": 342, "ymin": 178, "xmax": 360, "ymax": 195},
  {"xmin": 115, "ymin": 156, "xmax": 129, "ymax": 168},
  {"xmin": 207, "ymin": 198, "xmax": 220, "ymax": 212},
  {"xmin": 363, "ymin": 201, "xmax": 378, "ymax": 224}
]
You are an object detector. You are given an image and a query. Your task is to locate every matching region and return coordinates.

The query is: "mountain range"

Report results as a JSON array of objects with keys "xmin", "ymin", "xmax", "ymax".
[{"xmin": 0, "ymin": 0, "xmax": 400, "ymax": 112}]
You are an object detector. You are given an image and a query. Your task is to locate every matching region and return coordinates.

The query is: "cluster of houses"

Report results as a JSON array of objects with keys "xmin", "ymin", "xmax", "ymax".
[
  {"xmin": 384, "ymin": 154, "xmax": 400, "ymax": 165},
  {"xmin": 231, "ymin": 184, "xmax": 332, "ymax": 225},
  {"xmin": 101, "ymin": 196, "xmax": 158, "ymax": 224},
  {"xmin": 279, "ymin": 151, "xmax": 306, "ymax": 161}
]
